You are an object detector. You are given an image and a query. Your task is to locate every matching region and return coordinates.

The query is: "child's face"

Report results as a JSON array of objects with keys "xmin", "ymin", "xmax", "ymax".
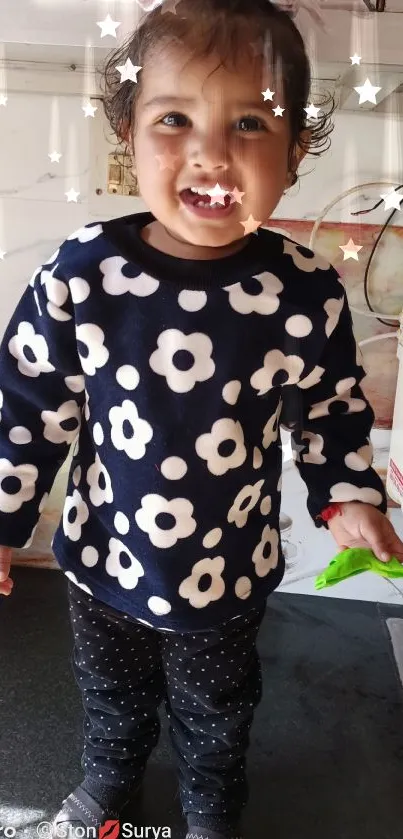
[{"xmin": 131, "ymin": 41, "xmax": 307, "ymax": 257}]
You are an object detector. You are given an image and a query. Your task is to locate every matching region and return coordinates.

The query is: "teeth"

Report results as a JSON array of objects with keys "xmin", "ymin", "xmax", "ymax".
[
  {"xmin": 195, "ymin": 199, "xmax": 226, "ymax": 209},
  {"xmin": 189, "ymin": 186, "xmax": 231, "ymax": 198}
]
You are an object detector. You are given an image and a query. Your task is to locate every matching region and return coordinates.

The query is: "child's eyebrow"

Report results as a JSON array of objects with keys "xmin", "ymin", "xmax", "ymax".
[{"xmin": 142, "ymin": 95, "xmax": 278, "ymax": 115}]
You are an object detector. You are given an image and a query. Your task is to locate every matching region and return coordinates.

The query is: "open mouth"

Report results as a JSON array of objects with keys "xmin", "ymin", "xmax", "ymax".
[
  {"xmin": 179, "ymin": 188, "xmax": 233, "ymax": 209},
  {"xmin": 179, "ymin": 188, "xmax": 237, "ymax": 221}
]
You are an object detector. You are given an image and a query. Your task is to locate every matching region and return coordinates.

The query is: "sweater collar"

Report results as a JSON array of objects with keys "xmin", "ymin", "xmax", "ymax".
[{"xmin": 102, "ymin": 211, "xmax": 275, "ymax": 292}]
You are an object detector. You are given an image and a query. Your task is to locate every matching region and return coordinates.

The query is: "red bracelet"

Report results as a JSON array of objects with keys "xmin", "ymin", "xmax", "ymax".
[{"xmin": 316, "ymin": 502, "xmax": 343, "ymax": 523}]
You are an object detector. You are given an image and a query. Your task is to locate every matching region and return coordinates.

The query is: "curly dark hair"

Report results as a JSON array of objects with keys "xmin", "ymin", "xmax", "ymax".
[{"xmin": 98, "ymin": 0, "xmax": 336, "ymax": 189}]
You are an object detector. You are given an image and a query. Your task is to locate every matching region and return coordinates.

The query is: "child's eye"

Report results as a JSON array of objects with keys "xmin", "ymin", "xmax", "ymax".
[
  {"xmin": 160, "ymin": 112, "xmax": 187, "ymax": 128},
  {"xmin": 159, "ymin": 112, "xmax": 266, "ymax": 132},
  {"xmin": 237, "ymin": 115, "xmax": 266, "ymax": 132}
]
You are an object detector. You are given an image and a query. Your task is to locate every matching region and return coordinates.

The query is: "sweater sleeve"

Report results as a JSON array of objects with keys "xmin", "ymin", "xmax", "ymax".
[
  {"xmin": 0, "ymin": 263, "xmax": 85, "ymax": 548},
  {"xmin": 280, "ymin": 284, "xmax": 388, "ymax": 530}
]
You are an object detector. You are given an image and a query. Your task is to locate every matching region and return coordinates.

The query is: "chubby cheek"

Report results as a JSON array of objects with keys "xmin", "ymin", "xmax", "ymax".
[{"xmin": 135, "ymin": 134, "xmax": 180, "ymax": 197}]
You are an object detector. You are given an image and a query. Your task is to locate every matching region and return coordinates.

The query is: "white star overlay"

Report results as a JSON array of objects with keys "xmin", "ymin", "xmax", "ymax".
[
  {"xmin": 96, "ymin": 14, "xmax": 121, "ymax": 39},
  {"xmin": 354, "ymin": 78, "xmax": 382, "ymax": 105}
]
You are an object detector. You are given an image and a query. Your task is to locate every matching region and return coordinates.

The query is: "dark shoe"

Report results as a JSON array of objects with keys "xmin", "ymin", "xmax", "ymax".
[
  {"xmin": 186, "ymin": 828, "xmax": 243, "ymax": 839},
  {"xmin": 51, "ymin": 782, "xmax": 142, "ymax": 838}
]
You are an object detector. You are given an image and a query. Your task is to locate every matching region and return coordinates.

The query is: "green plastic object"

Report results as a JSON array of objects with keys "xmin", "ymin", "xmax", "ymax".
[{"xmin": 315, "ymin": 547, "xmax": 403, "ymax": 590}]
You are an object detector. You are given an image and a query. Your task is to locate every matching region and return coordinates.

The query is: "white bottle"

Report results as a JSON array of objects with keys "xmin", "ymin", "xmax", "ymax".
[{"xmin": 386, "ymin": 311, "xmax": 403, "ymax": 508}]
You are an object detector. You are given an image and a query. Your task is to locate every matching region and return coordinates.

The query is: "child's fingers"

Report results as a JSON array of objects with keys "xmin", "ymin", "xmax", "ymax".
[
  {"xmin": 0, "ymin": 578, "xmax": 14, "ymax": 596},
  {"xmin": 0, "ymin": 546, "xmax": 12, "ymax": 582}
]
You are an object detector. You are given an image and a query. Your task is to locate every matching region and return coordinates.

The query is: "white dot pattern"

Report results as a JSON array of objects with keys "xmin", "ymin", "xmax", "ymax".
[
  {"xmin": 9, "ymin": 426, "xmax": 32, "ymax": 444},
  {"xmin": 114, "ymin": 511, "xmax": 130, "ymax": 535},
  {"xmin": 67, "ymin": 580, "xmax": 265, "ymax": 833},
  {"xmin": 160, "ymin": 456, "xmax": 188, "ymax": 480},
  {"xmin": 93, "ymin": 422, "xmax": 104, "ymax": 446},
  {"xmin": 116, "ymin": 365, "xmax": 140, "ymax": 390},
  {"xmin": 202, "ymin": 528, "xmax": 222, "ymax": 549}
]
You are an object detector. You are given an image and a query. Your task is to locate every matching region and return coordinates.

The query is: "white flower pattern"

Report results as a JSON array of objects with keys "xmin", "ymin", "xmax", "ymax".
[
  {"xmin": 0, "ymin": 459, "xmax": 38, "ymax": 512},
  {"xmin": 109, "ymin": 399, "xmax": 153, "ymax": 460},
  {"xmin": 283, "ymin": 239, "xmax": 331, "ymax": 273},
  {"xmin": 9, "ymin": 322, "xmax": 55, "ymax": 377},
  {"xmin": 195, "ymin": 418, "xmax": 247, "ymax": 475},
  {"xmin": 251, "ymin": 349, "xmax": 305, "ymax": 395},
  {"xmin": 105, "ymin": 537, "xmax": 145, "ymax": 590},
  {"xmin": 224, "ymin": 271, "xmax": 283, "ymax": 315},
  {"xmin": 252, "ymin": 524, "xmax": 279, "ymax": 577},
  {"xmin": 0, "ymin": 219, "xmax": 387, "ymax": 631},
  {"xmin": 86, "ymin": 453, "xmax": 113, "ymax": 506},
  {"xmin": 135, "ymin": 494, "xmax": 197, "ymax": 548},
  {"xmin": 149, "ymin": 329, "xmax": 215, "ymax": 393},
  {"xmin": 101, "ymin": 258, "xmax": 159, "ymax": 297},
  {"xmin": 64, "ymin": 571, "xmax": 93, "ymax": 595},
  {"xmin": 227, "ymin": 480, "xmax": 265, "ymax": 528},
  {"xmin": 179, "ymin": 556, "xmax": 225, "ymax": 609},
  {"xmin": 63, "ymin": 489, "xmax": 89, "ymax": 541},
  {"xmin": 76, "ymin": 323, "xmax": 109, "ymax": 375},
  {"xmin": 41, "ymin": 400, "xmax": 81, "ymax": 444}
]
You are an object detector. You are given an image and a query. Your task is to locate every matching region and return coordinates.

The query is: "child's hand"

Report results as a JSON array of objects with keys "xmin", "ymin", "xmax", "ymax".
[
  {"xmin": 327, "ymin": 501, "xmax": 403, "ymax": 564},
  {"xmin": 0, "ymin": 546, "xmax": 13, "ymax": 596}
]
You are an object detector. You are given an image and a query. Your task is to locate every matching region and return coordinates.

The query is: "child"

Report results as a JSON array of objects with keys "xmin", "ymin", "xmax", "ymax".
[{"xmin": 1, "ymin": 1, "xmax": 402, "ymax": 837}]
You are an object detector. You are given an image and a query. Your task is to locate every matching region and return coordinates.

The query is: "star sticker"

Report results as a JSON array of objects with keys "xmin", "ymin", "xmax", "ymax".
[
  {"xmin": 304, "ymin": 103, "xmax": 321, "ymax": 120},
  {"xmin": 206, "ymin": 184, "xmax": 228, "ymax": 206},
  {"xmin": 350, "ymin": 54, "xmax": 362, "ymax": 65},
  {"xmin": 273, "ymin": 105, "xmax": 285, "ymax": 117},
  {"xmin": 65, "ymin": 188, "xmax": 80, "ymax": 203},
  {"xmin": 230, "ymin": 187, "xmax": 245, "ymax": 205},
  {"xmin": 82, "ymin": 102, "xmax": 98, "ymax": 118},
  {"xmin": 49, "ymin": 151, "xmax": 62, "ymax": 163},
  {"xmin": 97, "ymin": 13, "xmax": 121, "ymax": 38},
  {"xmin": 262, "ymin": 88, "xmax": 275, "ymax": 102},
  {"xmin": 155, "ymin": 151, "xmax": 179, "ymax": 171},
  {"xmin": 339, "ymin": 239, "xmax": 363, "ymax": 261},
  {"xmin": 116, "ymin": 59, "xmax": 142, "ymax": 84},
  {"xmin": 240, "ymin": 215, "xmax": 262, "ymax": 236},
  {"xmin": 354, "ymin": 78, "xmax": 382, "ymax": 105},
  {"xmin": 278, "ymin": 435, "xmax": 306, "ymax": 461},
  {"xmin": 0, "ymin": 94, "xmax": 7, "ymax": 106},
  {"xmin": 380, "ymin": 188, "xmax": 403, "ymax": 212},
  {"xmin": 278, "ymin": 433, "xmax": 293, "ymax": 462},
  {"xmin": 293, "ymin": 443, "xmax": 308, "ymax": 460},
  {"xmin": 278, "ymin": 433, "xmax": 307, "ymax": 461}
]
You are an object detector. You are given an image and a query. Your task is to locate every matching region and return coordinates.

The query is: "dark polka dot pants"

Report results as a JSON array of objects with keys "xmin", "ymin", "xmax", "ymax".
[{"xmin": 67, "ymin": 581, "xmax": 266, "ymax": 833}]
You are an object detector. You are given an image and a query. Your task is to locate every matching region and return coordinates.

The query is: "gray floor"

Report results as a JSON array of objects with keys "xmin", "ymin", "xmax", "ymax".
[{"xmin": 1, "ymin": 567, "xmax": 403, "ymax": 839}]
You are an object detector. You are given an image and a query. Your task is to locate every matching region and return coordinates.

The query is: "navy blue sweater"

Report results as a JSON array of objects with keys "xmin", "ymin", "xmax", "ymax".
[{"xmin": 0, "ymin": 212, "xmax": 387, "ymax": 630}]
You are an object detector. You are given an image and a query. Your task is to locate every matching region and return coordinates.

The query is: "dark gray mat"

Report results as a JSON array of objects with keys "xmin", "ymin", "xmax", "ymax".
[{"xmin": 1, "ymin": 567, "xmax": 403, "ymax": 839}]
